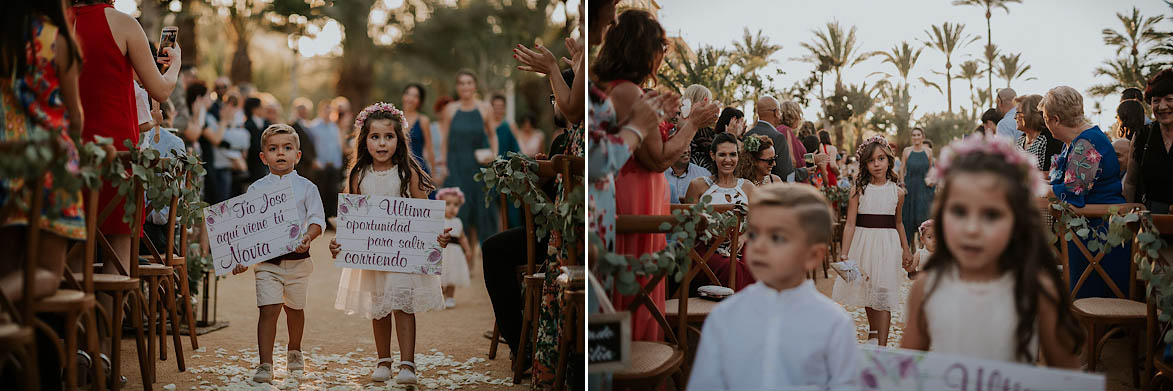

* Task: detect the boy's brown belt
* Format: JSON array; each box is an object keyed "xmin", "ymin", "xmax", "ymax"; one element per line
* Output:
[
  {"xmin": 265, "ymin": 251, "xmax": 311, "ymax": 264},
  {"xmin": 856, "ymin": 213, "xmax": 897, "ymax": 229}
]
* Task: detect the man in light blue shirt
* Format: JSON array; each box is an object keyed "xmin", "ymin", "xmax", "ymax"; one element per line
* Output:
[
  {"xmin": 665, "ymin": 145, "xmax": 711, "ymax": 204},
  {"xmin": 995, "ymin": 88, "xmax": 1022, "ymax": 141},
  {"xmin": 307, "ymin": 102, "xmax": 345, "ymax": 218}
]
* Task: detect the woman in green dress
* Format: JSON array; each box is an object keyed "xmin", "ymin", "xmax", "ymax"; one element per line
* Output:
[
  {"xmin": 438, "ymin": 69, "xmax": 499, "ymax": 246},
  {"xmin": 901, "ymin": 127, "xmax": 935, "ymax": 244}
]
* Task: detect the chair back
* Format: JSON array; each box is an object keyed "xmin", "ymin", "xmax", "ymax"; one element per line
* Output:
[
  {"xmin": 553, "ymin": 155, "xmax": 584, "ymax": 267},
  {"xmin": 92, "ymin": 150, "xmax": 145, "ymax": 279},
  {"xmin": 666, "ymin": 204, "xmax": 745, "ymax": 291},
  {"xmin": 523, "ymin": 158, "xmax": 558, "ymax": 275},
  {"xmin": 1141, "ymin": 214, "xmax": 1173, "ymax": 390},
  {"xmin": 1050, "ymin": 203, "xmax": 1145, "ymax": 300},
  {"xmin": 614, "ymin": 214, "xmax": 689, "ymax": 349},
  {"xmin": 141, "ymin": 159, "xmax": 187, "ymax": 266}
]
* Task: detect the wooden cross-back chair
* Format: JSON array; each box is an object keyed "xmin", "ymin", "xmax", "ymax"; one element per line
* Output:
[
  {"xmin": 1052, "ymin": 203, "xmax": 1146, "ymax": 385},
  {"xmin": 1, "ymin": 141, "xmax": 108, "ymax": 391},
  {"xmin": 0, "ymin": 155, "xmax": 43, "ymax": 390},
  {"xmin": 611, "ymin": 213, "xmax": 690, "ymax": 390},
  {"xmin": 1141, "ymin": 213, "xmax": 1173, "ymax": 391},
  {"xmin": 510, "ymin": 157, "xmax": 562, "ymax": 383},
  {"xmin": 550, "ymin": 154, "xmax": 584, "ymax": 390},
  {"xmin": 139, "ymin": 163, "xmax": 199, "ymax": 349}
]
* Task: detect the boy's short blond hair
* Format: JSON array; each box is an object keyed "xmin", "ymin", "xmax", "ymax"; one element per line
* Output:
[
  {"xmin": 749, "ymin": 183, "xmax": 833, "ymax": 244},
  {"xmin": 260, "ymin": 123, "xmax": 300, "ymax": 149}
]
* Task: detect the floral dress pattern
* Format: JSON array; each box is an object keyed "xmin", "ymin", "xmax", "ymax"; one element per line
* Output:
[{"xmin": 0, "ymin": 16, "xmax": 85, "ymax": 240}]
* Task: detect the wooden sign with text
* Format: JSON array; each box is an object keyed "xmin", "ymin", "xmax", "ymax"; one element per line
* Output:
[
  {"xmin": 204, "ymin": 177, "xmax": 303, "ymax": 275},
  {"xmin": 334, "ymin": 194, "xmax": 445, "ymax": 274},
  {"xmin": 857, "ymin": 345, "xmax": 1103, "ymax": 390},
  {"xmin": 587, "ymin": 312, "xmax": 630, "ymax": 373}
]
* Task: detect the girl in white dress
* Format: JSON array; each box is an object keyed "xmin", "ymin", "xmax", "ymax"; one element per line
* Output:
[
  {"xmin": 908, "ymin": 219, "xmax": 934, "ymax": 279},
  {"xmin": 329, "ymin": 103, "xmax": 451, "ymax": 385},
  {"xmin": 832, "ymin": 136, "xmax": 912, "ymax": 346},
  {"xmin": 435, "ymin": 187, "xmax": 472, "ymax": 308},
  {"xmin": 900, "ymin": 136, "xmax": 1081, "ymax": 367}
]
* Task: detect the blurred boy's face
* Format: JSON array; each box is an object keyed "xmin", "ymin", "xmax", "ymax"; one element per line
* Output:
[
  {"xmin": 744, "ymin": 205, "xmax": 825, "ymax": 290},
  {"xmin": 260, "ymin": 133, "xmax": 301, "ymax": 176}
]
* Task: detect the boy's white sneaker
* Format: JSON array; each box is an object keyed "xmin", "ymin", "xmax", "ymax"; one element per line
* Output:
[
  {"xmin": 288, "ymin": 350, "xmax": 304, "ymax": 371},
  {"xmin": 372, "ymin": 358, "xmax": 395, "ymax": 382},
  {"xmin": 252, "ymin": 363, "xmax": 273, "ymax": 383},
  {"xmin": 445, "ymin": 298, "xmax": 456, "ymax": 308},
  {"xmin": 395, "ymin": 361, "xmax": 418, "ymax": 385}
]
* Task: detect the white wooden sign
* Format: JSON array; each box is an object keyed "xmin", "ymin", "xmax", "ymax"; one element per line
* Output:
[
  {"xmin": 334, "ymin": 194, "xmax": 446, "ymax": 274},
  {"xmin": 203, "ymin": 177, "xmax": 303, "ymax": 275},
  {"xmin": 857, "ymin": 345, "xmax": 1104, "ymax": 390}
]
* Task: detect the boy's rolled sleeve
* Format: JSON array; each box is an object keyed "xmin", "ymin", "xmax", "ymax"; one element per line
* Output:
[{"xmin": 303, "ymin": 182, "xmax": 326, "ymax": 233}]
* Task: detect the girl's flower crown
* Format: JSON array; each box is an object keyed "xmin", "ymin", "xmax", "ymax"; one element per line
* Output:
[
  {"xmin": 354, "ymin": 102, "xmax": 408, "ymax": 132},
  {"xmin": 435, "ymin": 187, "xmax": 465, "ymax": 204},
  {"xmin": 930, "ymin": 135, "xmax": 1049, "ymax": 196},
  {"xmin": 918, "ymin": 219, "xmax": 933, "ymax": 235},
  {"xmin": 855, "ymin": 135, "xmax": 890, "ymax": 158},
  {"xmin": 743, "ymin": 135, "xmax": 763, "ymax": 153}
]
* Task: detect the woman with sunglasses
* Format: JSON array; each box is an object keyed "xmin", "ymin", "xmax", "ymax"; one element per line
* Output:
[{"xmin": 735, "ymin": 134, "xmax": 783, "ymax": 186}]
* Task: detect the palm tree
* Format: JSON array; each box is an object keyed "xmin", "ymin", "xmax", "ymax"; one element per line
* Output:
[
  {"xmin": 1102, "ymin": 7, "xmax": 1166, "ymax": 66},
  {"xmin": 957, "ymin": 59, "xmax": 982, "ymax": 114},
  {"xmin": 995, "ymin": 53, "xmax": 1036, "ymax": 88},
  {"xmin": 733, "ymin": 28, "xmax": 782, "ymax": 75},
  {"xmin": 1088, "ymin": 57, "xmax": 1150, "ymax": 97},
  {"xmin": 872, "ymin": 41, "xmax": 923, "ymax": 85},
  {"xmin": 798, "ymin": 20, "xmax": 873, "ymax": 91},
  {"xmin": 1094, "ymin": 7, "xmax": 1169, "ymax": 95},
  {"xmin": 921, "ymin": 22, "xmax": 978, "ymax": 114},
  {"xmin": 953, "ymin": 0, "xmax": 1022, "ymax": 102},
  {"xmin": 980, "ymin": 43, "xmax": 1001, "ymax": 104}
]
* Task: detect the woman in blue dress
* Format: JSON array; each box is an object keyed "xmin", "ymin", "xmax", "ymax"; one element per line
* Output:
[
  {"xmin": 901, "ymin": 127, "xmax": 935, "ymax": 244},
  {"xmin": 1042, "ymin": 86, "xmax": 1130, "ymax": 299},
  {"xmin": 401, "ymin": 83, "xmax": 433, "ymax": 175},
  {"xmin": 489, "ymin": 94, "xmax": 522, "ymax": 228},
  {"xmin": 439, "ymin": 70, "xmax": 499, "ymax": 246}
]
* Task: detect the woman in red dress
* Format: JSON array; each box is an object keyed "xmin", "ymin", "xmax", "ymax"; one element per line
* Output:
[
  {"xmin": 594, "ymin": 9, "xmax": 719, "ymax": 341},
  {"xmin": 73, "ymin": 0, "xmax": 180, "ymax": 274}
]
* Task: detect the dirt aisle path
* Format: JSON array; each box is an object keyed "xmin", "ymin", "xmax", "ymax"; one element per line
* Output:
[{"xmin": 120, "ymin": 230, "xmax": 526, "ymax": 390}]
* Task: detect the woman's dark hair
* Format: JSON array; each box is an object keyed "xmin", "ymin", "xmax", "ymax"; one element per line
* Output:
[
  {"xmin": 456, "ymin": 69, "xmax": 478, "ymax": 84},
  {"xmin": 519, "ymin": 114, "xmax": 536, "ymax": 127},
  {"xmin": 853, "ymin": 141, "xmax": 898, "ymax": 196},
  {"xmin": 1, "ymin": 0, "xmax": 83, "ymax": 77},
  {"xmin": 1117, "ymin": 100, "xmax": 1146, "ymax": 140},
  {"xmin": 974, "ymin": 124, "xmax": 985, "ymax": 135},
  {"xmin": 818, "ymin": 130, "xmax": 833, "ymax": 146},
  {"xmin": 920, "ymin": 150, "xmax": 1084, "ymax": 362},
  {"xmin": 710, "ymin": 132, "xmax": 738, "ymax": 153},
  {"xmin": 186, "ymin": 81, "xmax": 208, "ymax": 113},
  {"xmin": 588, "ymin": 0, "xmax": 618, "ymax": 32},
  {"xmin": 348, "ymin": 110, "xmax": 435, "ymax": 197},
  {"xmin": 1144, "ymin": 68, "xmax": 1173, "ymax": 105},
  {"xmin": 1121, "ymin": 87, "xmax": 1144, "ymax": 101},
  {"xmin": 735, "ymin": 134, "xmax": 774, "ymax": 181},
  {"xmin": 981, "ymin": 108, "xmax": 1001, "ymax": 124},
  {"xmin": 244, "ymin": 97, "xmax": 263, "ymax": 119},
  {"xmin": 801, "ymin": 134, "xmax": 819, "ymax": 157},
  {"xmin": 592, "ymin": 9, "xmax": 666, "ymax": 85},
  {"xmin": 714, "ymin": 107, "xmax": 744, "ymax": 133},
  {"xmin": 403, "ymin": 83, "xmax": 427, "ymax": 107}
]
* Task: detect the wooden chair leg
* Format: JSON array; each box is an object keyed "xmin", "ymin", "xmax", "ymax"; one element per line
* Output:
[
  {"xmin": 85, "ymin": 307, "xmax": 107, "ymax": 391},
  {"xmin": 553, "ymin": 297, "xmax": 576, "ymax": 390},
  {"xmin": 111, "ymin": 290, "xmax": 124, "ymax": 391},
  {"xmin": 176, "ymin": 264, "xmax": 198, "ymax": 349},
  {"xmin": 1087, "ymin": 321, "xmax": 1098, "ymax": 372},
  {"xmin": 165, "ymin": 276, "xmax": 186, "ymax": 371},
  {"xmin": 513, "ymin": 282, "xmax": 536, "ymax": 384},
  {"xmin": 146, "ymin": 277, "xmax": 158, "ymax": 381},
  {"xmin": 19, "ymin": 340, "xmax": 39, "ymax": 391},
  {"xmin": 488, "ymin": 322, "xmax": 500, "ymax": 359},
  {"xmin": 63, "ymin": 311, "xmax": 79, "ymax": 391},
  {"xmin": 130, "ymin": 289, "xmax": 151, "ymax": 389},
  {"xmin": 157, "ymin": 278, "xmax": 168, "ymax": 363}
]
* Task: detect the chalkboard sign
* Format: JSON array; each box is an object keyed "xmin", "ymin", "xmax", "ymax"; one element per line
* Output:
[{"xmin": 588, "ymin": 312, "xmax": 630, "ymax": 373}]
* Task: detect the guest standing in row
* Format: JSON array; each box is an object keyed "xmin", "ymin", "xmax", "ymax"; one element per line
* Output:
[
  {"xmin": 439, "ymin": 69, "xmax": 499, "ymax": 247},
  {"xmin": 402, "ymin": 83, "xmax": 434, "ymax": 174},
  {"xmin": 900, "ymin": 127, "xmax": 934, "ymax": 244}
]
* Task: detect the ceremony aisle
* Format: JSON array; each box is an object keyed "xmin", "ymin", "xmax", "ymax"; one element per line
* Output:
[{"xmin": 119, "ymin": 229, "xmax": 524, "ymax": 390}]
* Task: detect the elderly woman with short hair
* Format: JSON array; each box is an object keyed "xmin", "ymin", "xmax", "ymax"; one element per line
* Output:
[
  {"xmin": 1013, "ymin": 94, "xmax": 1064, "ymax": 172},
  {"xmin": 1042, "ymin": 86, "xmax": 1130, "ymax": 299},
  {"xmin": 775, "ymin": 100, "xmax": 809, "ymax": 178}
]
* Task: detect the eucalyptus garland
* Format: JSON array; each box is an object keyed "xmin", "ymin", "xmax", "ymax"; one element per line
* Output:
[
  {"xmin": 0, "ymin": 129, "xmax": 109, "ymax": 220},
  {"xmin": 1050, "ymin": 201, "xmax": 1172, "ymax": 341},
  {"xmin": 593, "ymin": 197, "xmax": 742, "ymax": 295},
  {"xmin": 475, "ymin": 152, "xmax": 585, "ymax": 248}
]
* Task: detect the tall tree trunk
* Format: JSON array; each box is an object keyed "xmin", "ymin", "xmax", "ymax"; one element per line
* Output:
[
  {"xmin": 946, "ymin": 61, "xmax": 953, "ymax": 114},
  {"xmin": 986, "ymin": 7, "xmax": 993, "ymax": 104},
  {"xmin": 330, "ymin": 1, "xmax": 377, "ymax": 108},
  {"xmin": 139, "ymin": 0, "xmax": 162, "ymax": 42},
  {"xmin": 229, "ymin": 18, "xmax": 252, "ymax": 84},
  {"xmin": 177, "ymin": 0, "xmax": 198, "ymax": 69}
]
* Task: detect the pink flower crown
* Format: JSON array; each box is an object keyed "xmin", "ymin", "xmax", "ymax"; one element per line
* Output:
[
  {"xmin": 435, "ymin": 187, "xmax": 465, "ymax": 204},
  {"xmin": 855, "ymin": 135, "xmax": 891, "ymax": 159},
  {"xmin": 918, "ymin": 219, "xmax": 933, "ymax": 235},
  {"xmin": 354, "ymin": 102, "xmax": 408, "ymax": 132},
  {"xmin": 930, "ymin": 135, "xmax": 1049, "ymax": 196}
]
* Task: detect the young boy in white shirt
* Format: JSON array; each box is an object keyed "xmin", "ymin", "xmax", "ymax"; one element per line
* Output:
[
  {"xmin": 688, "ymin": 183, "xmax": 860, "ymax": 390},
  {"xmin": 232, "ymin": 124, "xmax": 325, "ymax": 383}
]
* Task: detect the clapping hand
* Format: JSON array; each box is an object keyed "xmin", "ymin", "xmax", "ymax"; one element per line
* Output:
[
  {"xmin": 686, "ymin": 99, "xmax": 720, "ymax": 129},
  {"xmin": 562, "ymin": 37, "xmax": 584, "ymax": 75},
  {"xmin": 513, "ymin": 43, "xmax": 559, "ymax": 76},
  {"xmin": 727, "ymin": 116, "xmax": 746, "ymax": 138}
]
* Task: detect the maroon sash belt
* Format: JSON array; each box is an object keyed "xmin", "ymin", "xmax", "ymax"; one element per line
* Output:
[{"xmin": 856, "ymin": 213, "xmax": 897, "ymax": 229}]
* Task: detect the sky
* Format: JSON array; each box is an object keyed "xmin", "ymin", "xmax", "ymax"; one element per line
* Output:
[{"xmin": 656, "ymin": 0, "xmax": 1172, "ymax": 130}]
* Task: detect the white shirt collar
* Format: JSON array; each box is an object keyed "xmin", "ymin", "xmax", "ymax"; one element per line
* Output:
[{"xmin": 265, "ymin": 170, "xmax": 301, "ymax": 181}]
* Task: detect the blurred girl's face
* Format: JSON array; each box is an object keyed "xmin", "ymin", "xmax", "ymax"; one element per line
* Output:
[
  {"xmin": 402, "ymin": 87, "xmax": 421, "ymax": 111},
  {"xmin": 366, "ymin": 119, "xmax": 398, "ymax": 166},
  {"xmin": 941, "ymin": 172, "xmax": 1014, "ymax": 276},
  {"xmin": 456, "ymin": 75, "xmax": 477, "ymax": 100},
  {"xmin": 711, "ymin": 142, "xmax": 738, "ymax": 177},
  {"xmin": 442, "ymin": 194, "xmax": 461, "ymax": 218},
  {"xmin": 755, "ymin": 146, "xmax": 777, "ymax": 177}
]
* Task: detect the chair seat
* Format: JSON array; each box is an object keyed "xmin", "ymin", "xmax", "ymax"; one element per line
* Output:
[
  {"xmin": 0, "ymin": 323, "xmax": 34, "ymax": 345},
  {"xmin": 1072, "ymin": 297, "xmax": 1146, "ymax": 319},
  {"xmin": 613, "ymin": 341, "xmax": 683, "ymax": 379},
  {"xmin": 34, "ymin": 289, "xmax": 94, "ymax": 312},
  {"xmin": 138, "ymin": 264, "xmax": 173, "ymax": 276},
  {"xmin": 167, "ymin": 256, "xmax": 185, "ymax": 266},
  {"xmin": 73, "ymin": 273, "xmax": 139, "ymax": 291},
  {"xmin": 664, "ymin": 297, "xmax": 718, "ymax": 323}
]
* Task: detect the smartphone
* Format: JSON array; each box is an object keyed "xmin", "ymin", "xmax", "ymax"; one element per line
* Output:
[
  {"xmin": 157, "ymin": 26, "xmax": 178, "ymax": 72},
  {"xmin": 804, "ymin": 153, "xmax": 815, "ymax": 164}
]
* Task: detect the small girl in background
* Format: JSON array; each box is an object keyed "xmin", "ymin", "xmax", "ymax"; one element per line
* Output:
[
  {"xmin": 907, "ymin": 219, "xmax": 934, "ymax": 279},
  {"xmin": 330, "ymin": 102, "xmax": 451, "ymax": 385},
  {"xmin": 435, "ymin": 187, "xmax": 473, "ymax": 308},
  {"xmin": 900, "ymin": 136, "xmax": 1082, "ymax": 367},
  {"xmin": 832, "ymin": 136, "xmax": 913, "ymax": 347}
]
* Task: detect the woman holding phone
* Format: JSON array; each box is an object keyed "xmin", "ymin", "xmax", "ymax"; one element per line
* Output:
[{"xmin": 73, "ymin": 0, "xmax": 181, "ymax": 367}]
